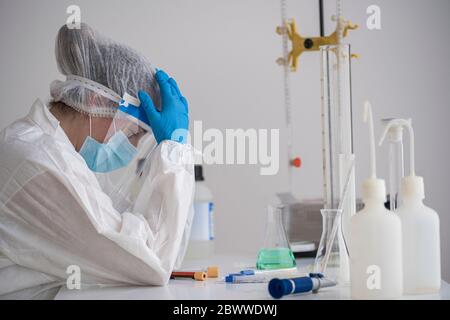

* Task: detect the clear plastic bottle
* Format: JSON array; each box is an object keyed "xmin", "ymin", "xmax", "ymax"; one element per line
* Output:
[
  {"xmin": 380, "ymin": 120, "xmax": 441, "ymax": 294},
  {"xmin": 185, "ymin": 165, "xmax": 214, "ymax": 260},
  {"xmin": 350, "ymin": 102, "xmax": 403, "ymax": 299},
  {"xmin": 397, "ymin": 178, "xmax": 440, "ymax": 294}
]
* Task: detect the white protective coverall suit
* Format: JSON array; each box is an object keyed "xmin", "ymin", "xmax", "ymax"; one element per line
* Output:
[{"xmin": 0, "ymin": 99, "xmax": 195, "ymax": 299}]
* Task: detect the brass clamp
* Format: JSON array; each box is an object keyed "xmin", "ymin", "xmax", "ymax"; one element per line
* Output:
[{"xmin": 276, "ymin": 18, "xmax": 358, "ymax": 71}]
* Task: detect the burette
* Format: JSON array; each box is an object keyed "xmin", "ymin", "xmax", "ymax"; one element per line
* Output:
[
  {"xmin": 277, "ymin": 0, "xmax": 357, "ymax": 201},
  {"xmin": 279, "ymin": 0, "xmax": 295, "ymax": 192},
  {"xmin": 321, "ymin": 0, "xmax": 356, "ymax": 209}
]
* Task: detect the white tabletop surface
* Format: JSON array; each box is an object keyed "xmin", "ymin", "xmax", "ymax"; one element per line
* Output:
[{"xmin": 55, "ymin": 254, "xmax": 450, "ymax": 300}]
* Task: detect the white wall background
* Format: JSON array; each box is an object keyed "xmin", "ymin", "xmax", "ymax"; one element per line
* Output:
[{"xmin": 0, "ymin": 0, "xmax": 449, "ymax": 281}]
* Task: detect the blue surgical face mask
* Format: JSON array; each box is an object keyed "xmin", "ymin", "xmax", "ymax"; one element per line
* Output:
[{"xmin": 79, "ymin": 130, "xmax": 138, "ymax": 173}]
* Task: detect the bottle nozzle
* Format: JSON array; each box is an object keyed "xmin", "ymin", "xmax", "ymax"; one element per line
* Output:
[
  {"xmin": 364, "ymin": 101, "xmax": 377, "ymax": 179},
  {"xmin": 378, "ymin": 118, "xmax": 415, "ymax": 177},
  {"xmin": 362, "ymin": 101, "xmax": 387, "ymax": 202}
]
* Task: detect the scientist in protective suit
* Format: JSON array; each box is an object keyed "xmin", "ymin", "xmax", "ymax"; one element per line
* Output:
[{"xmin": 0, "ymin": 23, "xmax": 194, "ymax": 299}]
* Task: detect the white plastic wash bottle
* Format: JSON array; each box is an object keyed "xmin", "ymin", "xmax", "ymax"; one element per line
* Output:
[
  {"xmin": 380, "ymin": 119, "xmax": 441, "ymax": 294},
  {"xmin": 350, "ymin": 101, "xmax": 403, "ymax": 299},
  {"xmin": 185, "ymin": 165, "xmax": 215, "ymax": 260}
]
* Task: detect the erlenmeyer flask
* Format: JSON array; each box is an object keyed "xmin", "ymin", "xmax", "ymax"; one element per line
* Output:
[
  {"xmin": 256, "ymin": 205, "xmax": 296, "ymax": 270},
  {"xmin": 313, "ymin": 209, "xmax": 349, "ymax": 283}
]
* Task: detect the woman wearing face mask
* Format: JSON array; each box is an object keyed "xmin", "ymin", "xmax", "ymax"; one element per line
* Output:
[{"xmin": 0, "ymin": 23, "xmax": 194, "ymax": 299}]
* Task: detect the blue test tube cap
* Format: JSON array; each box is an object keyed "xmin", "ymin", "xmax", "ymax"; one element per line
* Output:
[{"xmin": 225, "ymin": 274, "xmax": 242, "ymax": 283}]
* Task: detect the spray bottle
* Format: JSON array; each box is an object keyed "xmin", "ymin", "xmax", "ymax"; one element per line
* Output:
[
  {"xmin": 379, "ymin": 119, "xmax": 441, "ymax": 294},
  {"xmin": 349, "ymin": 101, "xmax": 403, "ymax": 299}
]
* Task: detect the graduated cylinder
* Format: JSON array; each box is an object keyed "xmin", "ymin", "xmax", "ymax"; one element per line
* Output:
[{"xmin": 320, "ymin": 44, "xmax": 356, "ymax": 284}]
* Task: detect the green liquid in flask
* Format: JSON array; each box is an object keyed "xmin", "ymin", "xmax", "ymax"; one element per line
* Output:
[{"xmin": 256, "ymin": 248, "xmax": 296, "ymax": 270}]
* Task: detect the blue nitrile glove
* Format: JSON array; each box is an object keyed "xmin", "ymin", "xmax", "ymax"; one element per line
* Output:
[{"xmin": 138, "ymin": 70, "xmax": 189, "ymax": 144}]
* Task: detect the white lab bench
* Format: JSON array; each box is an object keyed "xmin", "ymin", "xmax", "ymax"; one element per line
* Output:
[{"xmin": 55, "ymin": 255, "xmax": 450, "ymax": 300}]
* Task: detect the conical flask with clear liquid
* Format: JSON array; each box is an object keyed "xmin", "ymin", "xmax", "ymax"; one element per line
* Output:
[{"xmin": 256, "ymin": 205, "xmax": 296, "ymax": 270}]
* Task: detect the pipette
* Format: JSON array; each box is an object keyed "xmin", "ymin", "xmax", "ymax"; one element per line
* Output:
[{"xmin": 225, "ymin": 267, "xmax": 299, "ymax": 283}]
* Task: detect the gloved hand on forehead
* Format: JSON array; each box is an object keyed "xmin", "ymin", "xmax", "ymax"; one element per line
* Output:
[{"xmin": 138, "ymin": 70, "xmax": 189, "ymax": 144}]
